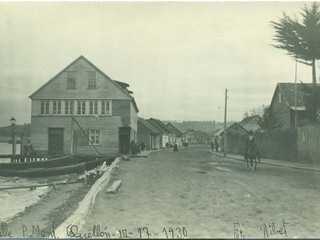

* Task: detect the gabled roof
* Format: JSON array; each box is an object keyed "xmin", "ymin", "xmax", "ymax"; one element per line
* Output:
[
  {"xmin": 29, "ymin": 55, "xmax": 139, "ymax": 112},
  {"xmin": 216, "ymin": 123, "xmax": 248, "ymax": 136},
  {"xmin": 214, "ymin": 128, "xmax": 224, "ymax": 136},
  {"xmin": 183, "ymin": 129, "xmax": 194, "ymax": 135},
  {"xmin": 270, "ymin": 83, "xmax": 317, "ymax": 110},
  {"xmin": 148, "ymin": 118, "xmax": 171, "ymax": 134},
  {"xmin": 138, "ymin": 117, "xmax": 161, "ymax": 135},
  {"xmin": 166, "ymin": 123, "xmax": 183, "ymax": 137},
  {"xmin": 238, "ymin": 115, "xmax": 262, "ymax": 133}
]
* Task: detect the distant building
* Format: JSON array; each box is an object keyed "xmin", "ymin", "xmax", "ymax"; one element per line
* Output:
[
  {"xmin": 137, "ymin": 117, "xmax": 161, "ymax": 150},
  {"xmin": 148, "ymin": 118, "xmax": 171, "ymax": 148},
  {"xmin": 238, "ymin": 115, "xmax": 262, "ymax": 133},
  {"xmin": 270, "ymin": 83, "xmax": 311, "ymax": 129},
  {"xmin": 183, "ymin": 129, "xmax": 195, "ymax": 144},
  {"xmin": 166, "ymin": 123, "xmax": 183, "ymax": 146},
  {"xmin": 29, "ymin": 56, "xmax": 139, "ymax": 155}
]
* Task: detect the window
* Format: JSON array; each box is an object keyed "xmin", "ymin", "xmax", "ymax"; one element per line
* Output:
[
  {"xmin": 40, "ymin": 101, "xmax": 49, "ymax": 115},
  {"xmin": 101, "ymin": 100, "xmax": 112, "ymax": 115},
  {"xmin": 77, "ymin": 101, "xmax": 86, "ymax": 115},
  {"xmin": 65, "ymin": 101, "xmax": 74, "ymax": 115},
  {"xmin": 89, "ymin": 101, "xmax": 98, "ymax": 115},
  {"xmin": 88, "ymin": 71, "xmax": 96, "ymax": 89},
  {"xmin": 52, "ymin": 101, "xmax": 61, "ymax": 115},
  {"xmin": 278, "ymin": 93, "xmax": 282, "ymax": 103},
  {"xmin": 67, "ymin": 71, "xmax": 77, "ymax": 89},
  {"xmin": 89, "ymin": 129, "xmax": 100, "ymax": 145}
]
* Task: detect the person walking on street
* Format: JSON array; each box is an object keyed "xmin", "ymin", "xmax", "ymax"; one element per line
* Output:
[
  {"xmin": 210, "ymin": 140, "xmax": 214, "ymax": 152},
  {"xmin": 214, "ymin": 136, "xmax": 219, "ymax": 152},
  {"xmin": 130, "ymin": 140, "xmax": 135, "ymax": 155}
]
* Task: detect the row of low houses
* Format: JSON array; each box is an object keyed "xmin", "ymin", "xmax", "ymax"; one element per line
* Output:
[
  {"xmin": 213, "ymin": 82, "xmax": 320, "ymax": 163},
  {"xmin": 27, "ymin": 55, "xmax": 184, "ymax": 156},
  {"xmin": 215, "ymin": 82, "xmax": 316, "ymax": 139},
  {"xmin": 137, "ymin": 118, "xmax": 183, "ymax": 150}
]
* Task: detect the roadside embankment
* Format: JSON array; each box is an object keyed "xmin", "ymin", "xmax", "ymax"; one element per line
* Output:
[{"xmin": 4, "ymin": 157, "xmax": 120, "ymax": 238}]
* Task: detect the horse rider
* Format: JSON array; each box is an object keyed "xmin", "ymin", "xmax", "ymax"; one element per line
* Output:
[{"xmin": 244, "ymin": 130, "xmax": 260, "ymax": 162}]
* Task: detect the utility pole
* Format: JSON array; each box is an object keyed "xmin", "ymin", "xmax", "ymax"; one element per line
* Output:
[
  {"xmin": 294, "ymin": 58, "xmax": 298, "ymax": 128},
  {"xmin": 224, "ymin": 89, "xmax": 228, "ymax": 157}
]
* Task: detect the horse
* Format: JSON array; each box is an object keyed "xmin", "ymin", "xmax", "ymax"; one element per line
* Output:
[{"xmin": 246, "ymin": 142, "xmax": 259, "ymax": 170}]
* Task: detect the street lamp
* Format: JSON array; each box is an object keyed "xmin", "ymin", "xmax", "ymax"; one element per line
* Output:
[{"xmin": 10, "ymin": 117, "xmax": 16, "ymax": 157}]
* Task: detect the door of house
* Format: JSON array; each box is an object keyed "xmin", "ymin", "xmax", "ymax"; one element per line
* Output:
[
  {"xmin": 119, "ymin": 127, "xmax": 130, "ymax": 154},
  {"xmin": 48, "ymin": 128, "xmax": 64, "ymax": 155}
]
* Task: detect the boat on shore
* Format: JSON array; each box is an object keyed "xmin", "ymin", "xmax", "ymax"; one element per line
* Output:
[{"xmin": 0, "ymin": 155, "xmax": 116, "ymax": 178}]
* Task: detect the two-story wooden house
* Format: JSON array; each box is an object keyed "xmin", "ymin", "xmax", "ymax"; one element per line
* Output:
[{"xmin": 29, "ymin": 56, "xmax": 139, "ymax": 155}]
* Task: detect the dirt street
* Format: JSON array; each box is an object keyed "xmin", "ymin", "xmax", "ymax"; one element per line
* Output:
[{"xmin": 81, "ymin": 145, "xmax": 320, "ymax": 238}]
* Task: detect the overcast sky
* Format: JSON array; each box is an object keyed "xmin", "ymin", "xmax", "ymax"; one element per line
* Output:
[{"xmin": 0, "ymin": 2, "xmax": 316, "ymax": 127}]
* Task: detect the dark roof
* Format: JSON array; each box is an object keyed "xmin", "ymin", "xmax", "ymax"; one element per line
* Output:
[
  {"xmin": 238, "ymin": 115, "xmax": 262, "ymax": 133},
  {"xmin": 216, "ymin": 123, "xmax": 248, "ymax": 136},
  {"xmin": 276, "ymin": 82, "xmax": 315, "ymax": 108},
  {"xmin": 166, "ymin": 123, "xmax": 183, "ymax": 137},
  {"xmin": 183, "ymin": 129, "xmax": 194, "ymax": 134},
  {"xmin": 138, "ymin": 118, "xmax": 161, "ymax": 134},
  {"xmin": 148, "ymin": 118, "xmax": 171, "ymax": 134},
  {"xmin": 29, "ymin": 55, "xmax": 139, "ymax": 113}
]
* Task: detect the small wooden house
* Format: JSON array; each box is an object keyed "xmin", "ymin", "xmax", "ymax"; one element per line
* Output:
[
  {"xmin": 29, "ymin": 56, "xmax": 139, "ymax": 155},
  {"xmin": 137, "ymin": 117, "xmax": 161, "ymax": 150},
  {"xmin": 238, "ymin": 115, "xmax": 262, "ymax": 133},
  {"xmin": 183, "ymin": 129, "xmax": 195, "ymax": 144},
  {"xmin": 270, "ymin": 83, "xmax": 311, "ymax": 129},
  {"xmin": 166, "ymin": 123, "xmax": 183, "ymax": 146},
  {"xmin": 148, "ymin": 118, "xmax": 170, "ymax": 148}
]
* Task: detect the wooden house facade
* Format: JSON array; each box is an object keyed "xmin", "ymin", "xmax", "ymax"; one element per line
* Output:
[
  {"xmin": 148, "ymin": 118, "xmax": 170, "ymax": 148},
  {"xmin": 137, "ymin": 117, "xmax": 161, "ymax": 150},
  {"xmin": 29, "ymin": 56, "xmax": 139, "ymax": 155},
  {"xmin": 166, "ymin": 123, "xmax": 183, "ymax": 146},
  {"xmin": 270, "ymin": 83, "xmax": 310, "ymax": 129}
]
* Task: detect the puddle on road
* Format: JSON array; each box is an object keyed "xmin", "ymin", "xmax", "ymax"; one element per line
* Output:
[
  {"xmin": 208, "ymin": 162, "xmax": 231, "ymax": 166},
  {"xmin": 216, "ymin": 166, "xmax": 232, "ymax": 172}
]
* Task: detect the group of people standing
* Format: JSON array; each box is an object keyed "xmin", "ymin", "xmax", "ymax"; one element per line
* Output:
[
  {"xmin": 210, "ymin": 136, "xmax": 220, "ymax": 152},
  {"xmin": 130, "ymin": 140, "xmax": 145, "ymax": 155}
]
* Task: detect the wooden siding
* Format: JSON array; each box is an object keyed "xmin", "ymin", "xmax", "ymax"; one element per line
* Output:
[
  {"xmin": 226, "ymin": 130, "xmax": 298, "ymax": 162},
  {"xmin": 112, "ymin": 100, "xmax": 130, "ymax": 126},
  {"xmin": 130, "ymin": 101, "xmax": 138, "ymax": 132},
  {"xmin": 270, "ymin": 87, "xmax": 291, "ymax": 129},
  {"xmin": 30, "ymin": 58, "xmax": 131, "ymax": 100},
  {"xmin": 152, "ymin": 135, "xmax": 161, "ymax": 149},
  {"xmin": 30, "ymin": 116, "xmax": 123, "ymax": 155},
  {"xmin": 297, "ymin": 125, "xmax": 320, "ymax": 163},
  {"xmin": 137, "ymin": 121, "xmax": 152, "ymax": 150},
  {"xmin": 162, "ymin": 135, "xmax": 169, "ymax": 148}
]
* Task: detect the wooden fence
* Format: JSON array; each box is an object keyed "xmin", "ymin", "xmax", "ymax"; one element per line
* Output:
[
  {"xmin": 226, "ymin": 130, "xmax": 298, "ymax": 162},
  {"xmin": 297, "ymin": 125, "xmax": 320, "ymax": 164}
]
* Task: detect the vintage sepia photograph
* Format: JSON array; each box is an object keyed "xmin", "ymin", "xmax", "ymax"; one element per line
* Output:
[{"xmin": 0, "ymin": 1, "xmax": 320, "ymax": 238}]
